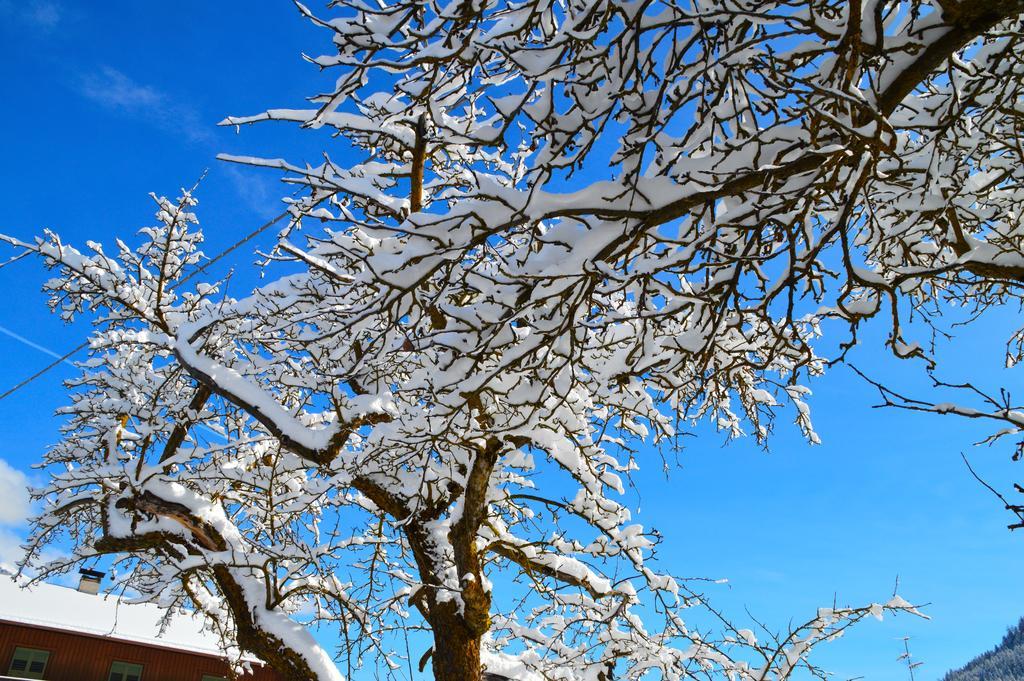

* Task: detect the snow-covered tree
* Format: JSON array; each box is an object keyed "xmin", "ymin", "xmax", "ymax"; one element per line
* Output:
[
  {"xmin": 5, "ymin": 195, "xmax": 919, "ymax": 681},
  {"xmin": 7, "ymin": 0, "xmax": 1023, "ymax": 679}
]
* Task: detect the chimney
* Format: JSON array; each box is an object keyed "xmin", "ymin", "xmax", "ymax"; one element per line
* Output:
[{"xmin": 77, "ymin": 568, "xmax": 105, "ymax": 594}]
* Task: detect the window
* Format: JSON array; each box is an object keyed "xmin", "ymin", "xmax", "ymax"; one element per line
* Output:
[
  {"xmin": 8, "ymin": 647, "xmax": 50, "ymax": 680},
  {"xmin": 107, "ymin": 661, "xmax": 143, "ymax": 681}
]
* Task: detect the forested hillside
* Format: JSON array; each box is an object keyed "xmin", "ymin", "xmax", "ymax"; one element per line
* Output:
[{"xmin": 944, "ymin": 619, "xmax": 1024, "ymax": 681}]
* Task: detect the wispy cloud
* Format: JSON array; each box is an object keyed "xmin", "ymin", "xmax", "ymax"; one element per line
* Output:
[
  {"xmin": 77, "ymin": 66, "xmax": 214, "ymax": 144},
  {"xmin": 0, "ymin": 324, "xmax": 78, "ymax": 368},
  {"xmin": 79, "ymin": 67, "xmax": 163, "ymax": 111},
  {"xmin": 222, "ymin": 164, "xmax": 283, "ymax": 220},
  {"xmin": 74, "ymin": 67, "xmax": 282, "ymax": 216},
  {"xmin": 24, "ymin": 0, "xmax": 59, "ymax": 28},
  {"xmin": 0, "ymin": 0, "xmax": 61, "ymax": 32}
]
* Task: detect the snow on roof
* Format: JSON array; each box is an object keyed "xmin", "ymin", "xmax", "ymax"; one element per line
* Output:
[{"xmin": 0, "ymin": 575, "xmax": 242, "ymax": 660}]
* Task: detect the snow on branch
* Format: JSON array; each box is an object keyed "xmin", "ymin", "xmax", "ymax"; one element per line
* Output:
[{"xmin": 9, "ymin": 1, "xmax": 1024, "ymax": 680}]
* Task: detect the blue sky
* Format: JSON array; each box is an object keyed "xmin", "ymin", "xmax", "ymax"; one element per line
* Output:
[{"xmin": 0, "ymin": 2, "xmax": 1022, "ymax": 680}]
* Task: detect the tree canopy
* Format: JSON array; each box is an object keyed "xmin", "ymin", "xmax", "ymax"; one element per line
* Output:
[{"xmin": 5, "ymin": 1, "xmax": 1024, "ymax": 680}]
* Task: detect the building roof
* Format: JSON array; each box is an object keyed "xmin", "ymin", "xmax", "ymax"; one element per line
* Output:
[{"xmin": 0, "ymin": 575, "xmax": 236, "ymax": 660}]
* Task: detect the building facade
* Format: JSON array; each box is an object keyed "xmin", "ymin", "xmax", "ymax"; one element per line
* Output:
[{"xmin": 0, "ymin": 573, "xmax": 280, "ymax": 681}]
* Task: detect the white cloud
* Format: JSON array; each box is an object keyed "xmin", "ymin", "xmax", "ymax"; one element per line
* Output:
[
  {"xmin": 0, "ymin": 459, "xmax": 30, "ymax": 526},
  {"xmin": 79, "ymin": 67, "xmax": 164, "ymax": 111},
  {"xmin": 222, "ymin": 164, "xmax": 283, "ymax": 219},
  {"xmin": 74, "ymin": 68, "xmax": 287, "ymax": 219},
  {"xmin": 0, "ymin": 459, "xmax": 30, "ymax": 569},
  {"xmin": 0, "ymin": 0, "xmax": 61, "ymax": 31},
  {"xmin": 0, "ymin": 527, "xmax": 25, "ymax": 567},
  {"xmin": 25, "ymin": 1, "xmax": 59, "ymax": 28},
  {"xmin": 77, "ymin": 67, "xmax": 214, "ymax": 144},
  {"xmin": 77, "ymin": 69, "xmax": 284, "ymax": 216}
]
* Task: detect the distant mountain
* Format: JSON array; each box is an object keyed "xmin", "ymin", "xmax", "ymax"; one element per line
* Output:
[{"xmin": 943, "ymin": 618, "xmax": 1024, "ymax": 681}]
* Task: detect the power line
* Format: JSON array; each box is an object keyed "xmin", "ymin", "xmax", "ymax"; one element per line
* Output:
[
  {"xmin": 180, "ymin": 208, "xmax": 291, "ymax": 286},
  {"xmin": 0, "ymin": 208, "xmax": 293, "ymax": 403},
  {"xmin": 0, "ymin": 340, "xmax": 90, "ymax": 402}
]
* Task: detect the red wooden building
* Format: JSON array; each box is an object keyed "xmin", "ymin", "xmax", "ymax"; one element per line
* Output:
[{"xmin": 0, "ymin": 571, "xmax": 280, "ymax": 681}]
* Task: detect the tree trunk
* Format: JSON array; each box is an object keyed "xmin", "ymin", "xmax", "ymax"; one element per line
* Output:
[{"xmin": 431, "ymin": 624, "xmax": 482, "ymax": 681}]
